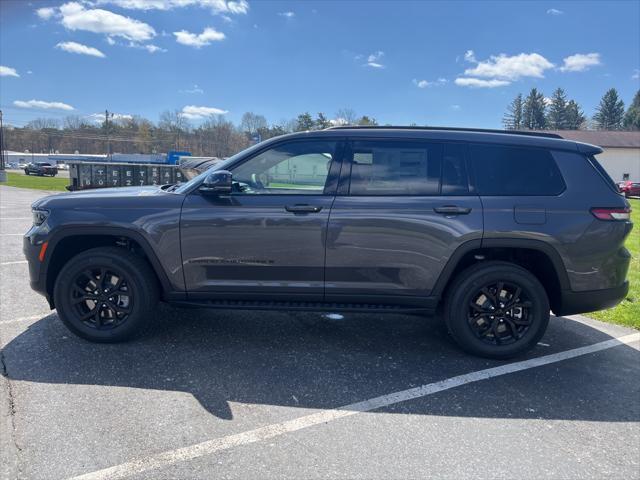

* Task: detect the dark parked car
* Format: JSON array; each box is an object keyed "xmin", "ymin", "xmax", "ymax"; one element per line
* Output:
[
  {"xmin": 24, "ymin": 127, "xmax": 632, "ymax": 358},
  {"xmin": 25, "ymin": 162, "xmax": 58, "ymax": 176}
]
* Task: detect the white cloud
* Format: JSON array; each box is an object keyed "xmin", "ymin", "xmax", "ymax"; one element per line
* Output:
[
  {"xmin": 559, "ymin": 53, "xmax": 601, "ymax": 72},
  {"xmin": 143, "ymin": 44, "xmax": 165, "ymax": 53},
  {"xmin": 128, "ymin": 42, "xmax": 167, "ymax": 53},
  {"xmin": 106, "ymin": 36, "xmax": 116, "ymax": 45},
  {"xmin": 180, "ymin": 84, "xmax": 205, "ymax": 94},
  {"xmin": 546, "ymin": 8, "xmax": 563, "ymax": 15},
  {"xmin": 543, "ymin": 96, "xmax": 553, "ymax": 106},
  {"xmin": 87, "ymin": 112, "xmax": 133, "ymax": 123},
  {"xmin": 278, "ymin": 11, "xmax": 295, "ymax": 18},
  {"xmin": 56, "ymin": 41, "xmax": 106, "ymax": 58},
  {"xmin": 451, "ymin": 104, "xmax": 461, "ymax": 110},
  {"xmin": 181, "ymin": 105, "xmax": 228, "ymax": 119},
  {"xmin": 463, "ymin": 52, "xmax": 554, "ymax": 80},
  {"xmin": 454, "ymin": 77, "xmax": 511, "ymax": 88},
  {"xmin": 174, "ymin": 27, "xmax": 225, "ymax": 47},
  {"xmin": 364, "ymin": 51, "xmax": 385, "ymax": 68},
  {"xmin": 36, "ymin": 7, "xmax": 56, "ymax": 20},
  {"xmin": 97, "ymin": 0, "xmax": 249, "ymax": 15},
  {"xmin": 59, "ymin": 2, "xmax": 156, "ymax": 42},
  {"xmin": 0, "ymin": 66, "xmax": 20, "ymax": 77},
  {"xmin": 463, "ymin": 49, "xmax": 476, "ymax": 62},
  {"xmin": 413, "ymin": 78, "xmax": 447, "ymax": 88},
  {"xmin": 13, "ymin": 99, "xmax": 75, "ymax": 111},
  {"xmin": 633, "ymin": 69, "xmax": 640, "ymax": 80}
]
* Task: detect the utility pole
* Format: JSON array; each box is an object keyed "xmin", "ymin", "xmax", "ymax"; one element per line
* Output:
[
  {"xmin": 105, "ymin": 109, "xmax": 114, "ymax": 162},
  {"xmin": 0, "ymin": 110, "xmax": 6, "ymax": 182}
]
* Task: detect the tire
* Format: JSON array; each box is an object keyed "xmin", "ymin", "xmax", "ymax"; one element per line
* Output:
[
  {"xmin": 443, "ymin": 261, "xmax": 550, "ymax": 359},
  {"xmin": 53, "ymin": 247, "xmax": 160, "ymax": 342}
]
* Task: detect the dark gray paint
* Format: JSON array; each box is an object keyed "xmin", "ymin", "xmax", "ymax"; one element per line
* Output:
[{"xmin": 24, "ymin": 128, "xmax": 632, "ymax": 315}]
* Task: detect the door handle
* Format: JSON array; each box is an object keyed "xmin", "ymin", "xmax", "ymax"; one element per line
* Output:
[
  {"xmin": 434, "ymin": 205, "xmax": 472, "ymax": 215},
  {"xmin": 285, "ymin": 204, "xmax": 323, "ymax": 214}
]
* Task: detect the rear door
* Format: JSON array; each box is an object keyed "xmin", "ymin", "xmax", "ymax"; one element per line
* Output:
[{"xmin": 324, "ymin": 138, "xmax": 483, "ymax": 305}]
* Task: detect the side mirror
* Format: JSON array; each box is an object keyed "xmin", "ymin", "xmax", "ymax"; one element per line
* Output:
[{"xmin": 200, "ymin": 170, "xmax": 232, "ymax": 195}]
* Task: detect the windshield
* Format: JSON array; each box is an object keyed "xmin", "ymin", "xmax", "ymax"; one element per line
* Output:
[{"xmin": 173, "ymin": 141, "xmax": 270, "ymax": 194}]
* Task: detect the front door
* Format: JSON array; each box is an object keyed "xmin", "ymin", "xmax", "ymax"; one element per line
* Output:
[{"xmin": 180, "ymin": 139, "xmax": 342, "ymax": 301}]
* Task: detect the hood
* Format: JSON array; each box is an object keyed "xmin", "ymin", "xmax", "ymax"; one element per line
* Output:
[{"xmin": 32, "ymin": 185, "xmax": 170, "ymax": 210}]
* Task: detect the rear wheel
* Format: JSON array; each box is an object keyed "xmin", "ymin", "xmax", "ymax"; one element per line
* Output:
[
  {"xmin": 444, "ymin": 261, "xmax": 549, "ymax": 359},
  {"xmin": 53, "ymin": 247, "xmax": 159, "ymax": 342}
]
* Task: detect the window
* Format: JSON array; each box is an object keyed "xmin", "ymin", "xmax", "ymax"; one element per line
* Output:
[
  {"xmin": 348, "ymin": 141, "xmax": 441, "ymax": 195},
  {"xmin": 230, "ymin": 141, "xmax": 337, "ymax": 194},
  {"xmin": 441, "ymin": 143, "xmax": 469, "ymax": 195},
  {"xmin": 471, "ymin": 144, "xmax": 565, "ymax": 196}
]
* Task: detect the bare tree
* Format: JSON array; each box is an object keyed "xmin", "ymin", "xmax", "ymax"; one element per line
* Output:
[
  {"xmin": 240, "ymin": 112, "xmax": 268, "ymax": 134},
  {"xmin": 335, "ymin": 108, "xmax": 358, "ymax": 125}
]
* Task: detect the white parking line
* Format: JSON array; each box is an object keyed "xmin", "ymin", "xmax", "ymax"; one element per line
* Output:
[
  {"xmin": 68, "ymin": 332, "xmax": 640, "ymax": 480},
  {"xmin": 0, "ymin": 260, "xmax": 27, "ymax": 266},
  {"xmin": 0, "ymin": 313, "xmax": 53, "ymax": 325}
]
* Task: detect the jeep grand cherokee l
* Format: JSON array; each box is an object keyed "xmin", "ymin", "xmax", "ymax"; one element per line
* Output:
[{"xmin": 24, "ymin": 127, "xmax": 632, "ymax": 358}]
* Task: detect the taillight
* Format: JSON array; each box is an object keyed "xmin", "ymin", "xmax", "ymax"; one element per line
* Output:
[{"xmin": 590, "ymin": 207, "xmax": 631, "ymax": 221}]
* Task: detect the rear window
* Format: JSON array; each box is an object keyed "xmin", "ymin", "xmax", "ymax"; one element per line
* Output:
[
  {"xmin": 471, "ymin": 144, "xmax": 565, "ymax": 196},
  {"xmin": 588, "ymin": 155, "xmax": 620, "ymax": 194},
  {"xmin": 348, "ymin": 140, "xmax": 441, "ymax": 195}
]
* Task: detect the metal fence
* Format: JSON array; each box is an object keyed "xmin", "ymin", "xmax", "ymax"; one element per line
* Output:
[{"xmin": 68, "ymin": 162, "xmax": 186, "ymax": 190}]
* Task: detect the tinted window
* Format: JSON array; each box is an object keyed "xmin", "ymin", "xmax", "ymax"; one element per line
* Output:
[
  {"xmin": 441, "ymin": 143, "xmax": 469, "ymax": 195},
  {"xmin": 231, "ymin": 141, "xmax": 336, "ymax": 195},
  {"xmin": 348, "ymin": 140, "xmax": 441, "ymax": 195},
  {"xmin": 471, "ymin": 144, "xmax": 565, "ymax": 196}
]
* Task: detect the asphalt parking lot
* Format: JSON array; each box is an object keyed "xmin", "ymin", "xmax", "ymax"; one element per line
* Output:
[{"xmin": 1, "ymin": 184, "xmax": 639, "ymax": 480}]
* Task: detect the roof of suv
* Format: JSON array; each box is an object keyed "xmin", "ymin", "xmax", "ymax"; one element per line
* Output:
[{"xmin": 278, "ymin": 126, "xmax": 602, "ymax": 154}]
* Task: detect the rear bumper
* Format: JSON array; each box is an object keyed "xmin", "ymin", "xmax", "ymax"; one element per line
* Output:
[{"xmin": 555, "ymin": 282, "xmax": 629, "ymax": 316}]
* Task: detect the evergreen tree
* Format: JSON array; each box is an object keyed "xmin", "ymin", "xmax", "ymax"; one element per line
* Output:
[
  {"xmin": 593, "ymin": 88, "xmax": 625, "ymax": 130},
  {"xmin": 315, "ymin": 112, "xmax": 331, "ymax": 129},
  {"xmin": 357, "ymin": 115, "xmax": 378, "ymax": 126},
  {"xmin": 547, "ymin": 88, "xmax": 568, "ymax": 129},
  {"xmin": 523, "ymin": 88, "xmax": 547, "ymax": 130},
  {"xmin": 502, "ymin": 93, "xmax": 523, "ymax": 130},
  {"xmin": 623, "ymin": 90, "xmax": 640, "ymax": 130},
  {"xmin": 294, "ymin": 112, "xmax": 315, "ymax": 131},
  {"xmin": 565, "ymin": 100, "xmax": 586, "ymax": 130}
]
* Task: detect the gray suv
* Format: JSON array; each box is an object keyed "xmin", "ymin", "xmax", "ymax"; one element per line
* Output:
[{"xmin": 24, "ymin": 127, "xmax": 632, "ymax": 358}]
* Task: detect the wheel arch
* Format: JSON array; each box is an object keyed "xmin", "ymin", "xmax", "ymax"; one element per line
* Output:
[
  {"xmin": 43, "ymin": 227, "xmax": 176, "ymax": 305},
  {"xmin": 433, "ymin": 238, "xmax": 570, "ymax": 314}
]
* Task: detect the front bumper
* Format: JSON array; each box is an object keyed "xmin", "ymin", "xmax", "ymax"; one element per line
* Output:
[
  {"xmin": 23, "ymin": 232, "xmax": 49, "ymax": 301},
  {"xmin": 555, "ymin": 281, "xmax": 629, "ymax": 316}
]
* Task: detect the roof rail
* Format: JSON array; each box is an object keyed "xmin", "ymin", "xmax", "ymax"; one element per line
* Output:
[{"xmin": 324, "ymin": 125, "xmax": 563, "ymax": 139}]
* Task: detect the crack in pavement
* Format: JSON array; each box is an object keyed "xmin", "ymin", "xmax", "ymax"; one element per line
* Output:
[{"xmin": 1, "ymin": 346, "xmax": 24, "ymax": 479}]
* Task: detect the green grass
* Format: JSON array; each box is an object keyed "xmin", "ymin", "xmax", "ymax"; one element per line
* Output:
[
  {"xmin": 586, "ymin": 198, "xmax": 639, "ymax": 329},
  {"xmin": 4, "ymin": 172, "xmax": 69, "ymax": 191}
]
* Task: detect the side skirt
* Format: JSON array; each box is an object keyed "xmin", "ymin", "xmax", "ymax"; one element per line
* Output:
[{"xmin": 168, "ymin": 298, "xmax": 438, "ymax": 315}]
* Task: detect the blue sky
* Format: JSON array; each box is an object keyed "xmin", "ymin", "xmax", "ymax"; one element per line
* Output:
[{"xmin": 1, "ymin": 0, "xmax": 639, "ymax": 128}]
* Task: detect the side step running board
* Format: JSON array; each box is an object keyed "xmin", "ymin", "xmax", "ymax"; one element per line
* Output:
[{"xmin": 171, "ymin": 299, "xmax": 434, "ymax": 314}]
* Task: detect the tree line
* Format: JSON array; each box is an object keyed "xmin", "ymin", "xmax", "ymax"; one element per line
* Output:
[
  {"xmin": 2, "ymin": 109, "xmax": 378, "ymax": 158},
  {"xmin": 503, "ymin": 87, "xmax": 640, "ymax": 131}
]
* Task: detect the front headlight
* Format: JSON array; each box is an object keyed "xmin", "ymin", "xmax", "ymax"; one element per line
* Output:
[{"xmin": 32, "ymin": 209, "xmax": 49, "ymax": 226}]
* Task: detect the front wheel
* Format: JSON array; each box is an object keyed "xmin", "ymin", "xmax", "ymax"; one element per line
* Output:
[
  {"xmin": 444, "ymin": 261, "xmax": 550, "ymax": 359},
  {"xmin": 53, "ymin": 247, "xmax": 160, "ymax": 342}
]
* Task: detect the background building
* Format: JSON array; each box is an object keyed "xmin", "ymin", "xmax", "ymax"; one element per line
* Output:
[{"xmin": 550, "ymin": 131, "xmax": 640, "ymax": 182}]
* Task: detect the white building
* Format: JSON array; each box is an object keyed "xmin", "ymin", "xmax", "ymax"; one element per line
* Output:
[{"xmin": 549, "ymin": 131, "xmax": 640, "ymax": 182}]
